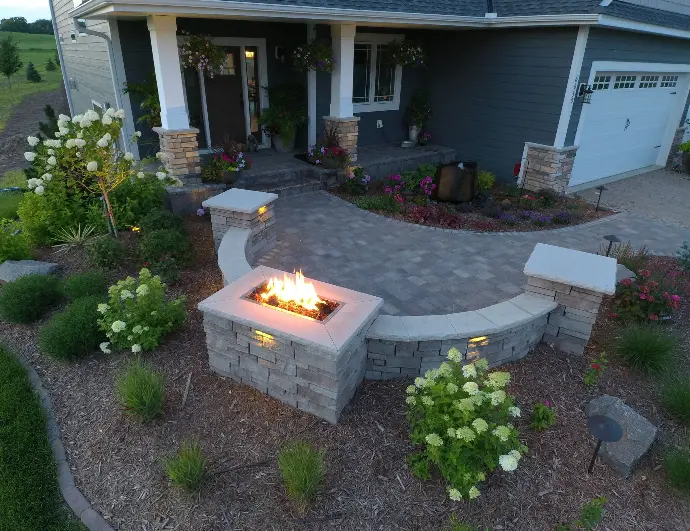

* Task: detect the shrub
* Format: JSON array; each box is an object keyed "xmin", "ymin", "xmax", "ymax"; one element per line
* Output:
[
  {"xmin": 52, "ymin": 223, "xmax": 99, "ymax": 253},
  {"xmin": 16, "ymin": 185, "xmax": 85, "ymax": 246},
  {"xmin": 477, "ymin": 170, "xmax": 495, "ymax": 191},
  {"xmin": 165, "ymin": 440, "xmax": 206, "ymax": 490},
  {"xmin": 25, "ymin": 61, "xmax": 41, "ymax": 83},
  {"xmin": 354, "ymin": 195, "xmax": 402, "ymax": 213},
  {"xmin": 614, "ymin": 269, "xmax": 681, "ymax": 322},
  {"xmin": 342, "ymin": 167, "xmax": 371, "ymax": 196},
  {"xmin": 116, "ymin": 358, "xmax": 165, "ymax": 421},
  {"xmin": 109, "ymin": 177, "xmax": 168, "ymax": 229},
  {"xmin": 584, "ymin": 353, "xmax": 608, "ymax": 387},
  {"xmin": 38, "ymin": 295, "xmax": 105, "ymax": 360},
  {"xmin": 277, "ymin": 441, "xmax": 325, "ymax": 512},
  {"xmin": 557, "ymin": 497, "xmax": 607, "ymax": 531},
  {"xmin": 0, "ymin": 219, "xmax": 32, "ymax": 262},
  {"xmin": 45, "ymin": 58, "xmax": 56, "ymax": 71},
  {"xmin": 531, "ymin": 401, "xmax": 556, "ymax": 431},
  {"xmin": 139, "ymin": 228, "xmax": 192, "ymax": 283},
  {"xmin": 480, "ymin": 204, "xmax": 501, "ymax": 219},
  {"xmin": 444, "ymin": 516, "xmax": 480, "ymax": 531},
  {"xmin": 87, "ymin": 236, "xmax": 126, "ymax": 269},
  {"xmin": 536, "ymin": 188, "xmax": 560, "ymax": 207},
  {"xmin": 614, "ymin": 325, "xmax": 676, "ymax": 374},
  {"xmin": 552, "ymin": 211, "xmax": 572, "ymax": 225},
  {"xmin": 406, "ymin": 353, "xmax": 526, "ymax": 501},
  {"xmin": 664, "ymin": 447, "xmax": 690, "ymax": 492},
  {"xmin": 201, "ymin": 157, "xmax": 224, "ymax": 183},
  {"xmin": 662, "ymin": 375, "xmax": 690, "ymax": 423},
  {"xmin": 605, "ymin": 241, "xmax": 649, "ymax": 272},
  {"xmin": 677, "ymin": 241, "xmax": 690, "ymax": 273},
  {"xmin": 62, "ymin": 270, "xmax": 110, "ymax": 300},
  {"xmin": 0, "ymin": 274, "xmax": 62, "ymax": 323},
  {"xmin": 98, "ymin": 268, "xmax": 186, "ymax": 353},
  {"xmin": 138, "ymin": 208, "xmax": 185, "ymax": 234}
]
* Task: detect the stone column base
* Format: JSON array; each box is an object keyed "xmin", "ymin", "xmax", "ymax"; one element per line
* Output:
[
  {"xmin": 323, "ymin": 116, "xmax": 360, "ymax": 162},
  {"xmin": 153, "ymin": 127, "xmax": 201, "ymax": 178},
  {"xmin": 522, "ymin": 143, "xmax": 578, "ymax": 194},
  {"xmin": 666, "ymin": 127, "xmax": 686, "ymax": 169}
]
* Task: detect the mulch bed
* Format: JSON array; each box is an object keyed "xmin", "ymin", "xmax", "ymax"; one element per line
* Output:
[{"xmin": 1, "ymin": 218, "xmax": 689, "ymax": 530}]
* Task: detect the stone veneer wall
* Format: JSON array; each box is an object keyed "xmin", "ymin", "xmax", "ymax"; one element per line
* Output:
[
  {"xmin": 153, "ymin": 127, "xmax": 201, "ymax": 177},
  {"xmin": 323, "ymin": 116, "xmax": 360, "ymax": 161},
  {"xmin": 666, "ymin": 127, "xmax": 686, "ymax": 170},
  {"xmin": 522, "ymin": 142, "xmax": 578, "ymax": 194}
]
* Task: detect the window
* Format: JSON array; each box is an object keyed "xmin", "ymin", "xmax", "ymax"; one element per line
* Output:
[
  {"xmin": 661, "ymin": 75, "xmax": 679, "ymax": 88},
  {"xmin": 638, "ymin": 75, "xmax": 659, "ymax": 88},
  {"xmin": 76, "ymin": 19, "xmax": 87, "ymax": 36},
  {"xmin": 613, "ymin": 75, "xmax": 636, "ymax": 89},
  {"xmin": 70, "ymin": 32, "xmax": 76, "ymax": 43},
  {"xmin": 592, "ymin": 75, "xmax": 611, "ymax": 91},
  {"xmin": 352, "ymin": 34, "xmax": 403, "ymax": 113}
]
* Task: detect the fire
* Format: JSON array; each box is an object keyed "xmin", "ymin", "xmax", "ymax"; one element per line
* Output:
[{"xmin": 260, "ymin": 270, "xmax": 324, "ymax": 312}]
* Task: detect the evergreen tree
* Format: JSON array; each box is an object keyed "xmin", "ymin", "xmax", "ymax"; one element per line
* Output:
[
  {"xmin": 26, "ymin": 61, "xmax": 42, "ymax": 83},
  {"xmin": 0, "ymin": 35, "xmax": 22, "ymax": 87},
  {"xmin": 54, "ymin": 49, "xmax": 60, "ymax": 66},
  {"xmin": 38, "ymin": 105, "xmax": 58, "ymax": 139},
  {"xmin": 45, "ymin": 58, "xmax": 56, "ymax": 71}
]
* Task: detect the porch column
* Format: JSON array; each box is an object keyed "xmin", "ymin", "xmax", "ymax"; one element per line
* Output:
[
  {"xmin": 147, "ymin": 15, "xmax": 200, "ymax": 177},
  {"xmin": 325, "ymin": 24, "xmax": 360, "ymax": 161}
]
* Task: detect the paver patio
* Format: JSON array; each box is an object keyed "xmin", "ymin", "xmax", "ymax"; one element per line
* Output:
[{"xmin": 255, "ymin": 191, "xmax": 690, "ymax": 315}]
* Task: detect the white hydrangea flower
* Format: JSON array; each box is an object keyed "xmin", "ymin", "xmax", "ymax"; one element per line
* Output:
[
  {"xmin": 448, "ymin": 488, "xmax": 462, "ymax": 502},
  {"xmin": 406, "ymin": 396, "xmax": 416, "ymax": 406},
  {"xmin": 47, "ymin": 149, "xmax": 54, "ymax": 155},
  {"xmin": 54, "ymin": 131, "xmax": 62, "ymax": 138},
  {"xmin": 85, "ymin": 109, "xmax": 100, "ymax": 121},
  {"xmin": 97, "ymin": 136, "xmax": 109, "ymax": 148},
  {"xmin": 455, "ymin": 427, "xmax": 476, "ymax": 442},
  {"xmin": 492, "ymin": 425, "xmax": 511, "ymax": 442},
  {"xmin": 499, "ymin": 454, "xmax": 518, "ymax": 472},
  {"xmin": 75, "ymin": 138, "xmax": 86, "ymax": 148},
  {"xmin": 76, "ymin": 152, "xmax": 82, "ymax": 158},
  {"xmin": 472, "ymin": 418, "xmax": 488, "ymax": 434},
  {"xmin": 462, "ymin": 381, "xmax": 479, "ymax": 395},
  {"xmin": 47, "ymin": 156, "xmax": 56, "ymax": 166},
  {"xmin": 124, "ymin": 152, "xmax": 134, "ymax": 161},
  {"xmin": 34, "ymin": 185, "xmax": 45, "ymax": 196},
  {"xmin": 425, "ymin": 433, "xmax": 443, "ymax": 447},
  {"xmin": 27, "ymin": 136, "xmax": 39, "ymax": 146},
  {"xmin": 27, "ymin": 178, "xmax": 41, "ymax": 189},
  {"xmin": 97, "ymin": 303, "xmax": 109, "ymax": 314},
  {"xmin": 65, "ymin": 138, "xmax": 76, "ymax": 148},
  {"xmin": 101, "ymin": 115, "xmax": 113, "ymax": 125},
  {"xmin": 58, "ymin": 113, "xmax": 71, "ymax": 122},
  {"xmin": 99, "ymin": 342, "xmax": 111, "ymax": 354},
  {"xmin": 87, "ymin": 161, "xmax": 98, "ymax": 172},
  {"xmin": 170, "ymin": 177, "xmax": 183, "ymax": 187},
  {"xmin": 406, "ymin": 385, "xmax": 417, "ymax": 395},
  {"xmin": 469, "ymin": 486, "xmax": 480, "ymax": 500},
  {"xmin": 446, "ymin": 382, "xmax": 458, "ymax": 394},
  {"xmin": 131, "ymin": 344, "xmax": 142, "ymax": 353},
  {"xmin": 115, "ymin": 109, "xmax": 126, "ymax": 119},
  {"xmin": 132, "ymin": 325, "xmax": 143, "ymax": 335},
  {"xmin": 155, "ymin": 151, "xmax": 164, "ymax": 159},
  {"xmin": 41, "ymin": 173, "xmax": 52, "ymax": 182},
  {"xmin": 72, "ymin": 114, "xmax": 83, "ymax": 123},
  {"xmin": 509, "ymin": 449, "xmax": 522, "ymax": 462},
  {"xmin": 421, "ymin": 395, "xmax": 434, "ymax": 406},
  {"xmin": 155, "ymin": 171, "xmax": 167, "ymax": 180},
  {"xmin": 462, "ymin": 363, "xmax": 477, "ymax": 378},
  {"xmin": 80, "ymin": 119, "xmax": 92, "ymax": 128},
  {"xmin": 414, "ymin": 377, "xmax": 426, "ymax": 388},
  {"xmin": 111, "ymin": 320, "xmax": 126, "ymax": 333},
  {"xmin": 24, "ymin": 151, "xmax": 36, "ymax": 162},
  {"xmin": 489, "ymin": 390, "xmax": 507, "ymax": 406},
  {"xmin": 136, "ymin": 284, "xmax": 149, "ymax": 296},
  {"xmin": 508, "ymin": 406, "xmax": 521, "ymax": 418},
  {"xmin": 105, "ymin": 107, "xmax": 116, "ymax": 117},
  {"xmin": 120, "ymin": 289, "xmax": 134, "ymax": 300},
  {"xmin": 447, "ymin": 347, "xmax": 462, "ymax": 363},
  {"xmin": 135, "ymin": 131, "xmax": 142, "ymax": 137}
]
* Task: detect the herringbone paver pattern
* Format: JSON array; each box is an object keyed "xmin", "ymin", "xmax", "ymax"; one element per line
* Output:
[{"xmin": 256, "ymin": 192, "xmax": 690, "ymax": 316}]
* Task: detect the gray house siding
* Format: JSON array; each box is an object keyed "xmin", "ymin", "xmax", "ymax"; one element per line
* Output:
[
  {"xmin": 565, "ymin": 28, "xmax": 690, "ymax": 146},
  {"xmin": 425, "ymin": 27, "xmax": 577, "ymax": 180}
]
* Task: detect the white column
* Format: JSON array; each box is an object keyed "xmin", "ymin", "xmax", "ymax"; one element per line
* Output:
[
  {"xmin": 329, "ymin": 24, "xmax": 356, "ymax": 118},
  {"xmin": 307, "ymin": 23, "xmax": 317, "ymax": 146},
  {"xmin": 147, "ymin": 15, "xmax": 190, "ymax": 130}
]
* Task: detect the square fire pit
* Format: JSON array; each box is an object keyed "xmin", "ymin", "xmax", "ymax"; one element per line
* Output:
[{"xmin": 199, "ymin": 266, "xmax": 383, "ymax": 423}]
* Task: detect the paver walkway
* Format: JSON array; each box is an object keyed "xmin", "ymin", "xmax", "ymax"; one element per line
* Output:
[{"xmin": 256, "ymin": 191, "xmax": 690, "ymax": 316}]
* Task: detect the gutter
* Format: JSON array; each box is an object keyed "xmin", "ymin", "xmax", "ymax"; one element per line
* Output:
[{"xmin": 49, "ymin": 0, "xmax": 74, "ymax": 115}]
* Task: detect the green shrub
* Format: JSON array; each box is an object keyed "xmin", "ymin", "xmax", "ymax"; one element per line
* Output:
[
  {"xmin": 354, "ymin": 195, "xmax": 402, "ymax": 213},
  {"xmin": 62, "ymin": 270, "xmax": 110, "ymax": 300},
  {"xmin": 662, "ymin": 375, "xmax": 690, "ymax": 423},
  {"xmin": 0, "ymin": 274, "xmax": 62, "ymax": 323},
  {"xmin": 406, "ymin": 352, "xmax": 526, "ymax": 501},
  {"xmin": 444, "ymin": 516, "xmax": 480, "ymax": 531},
  {"xmin": 139, "ymin": 228, "xmax": 192, "ymax": 282},
  {"xmin": 139, "ymin": 208, "xmax": 185, "ymax": 234},
  {"xmin": 0, "ymin": 219, "xmax": 32, "ymax": 262},
  {"xmin": 165, "ymin": 440, "xmax": 206, "ymax": 490},
  {"xmin": 477, "ymin": 170, "xmax": 496, "ymax": 191},
  {"xmin": 536, "ymin": 188, "xmax": 560, "ymax": 207},
  {"xmin": 38, "ymin": 296, "xmax": 105, "ymax": 360},
  {"xmin": 664, "ymin": 448, "xmax": 690, "ymax": 492},
  {"xmin": 277, "ymin": 441, "xmax": 325, "ymax": 512},
  {"xmin": 557, "ymin": 497, "xmax": 607, "ymax": 531},
  {"xmin": 531, "ymin": 401, "xmax": 557, "ymax": 431},
  {"xmin": 52, "ymin": 224, "xmax": 100, "ymax": 253},
  {"xmin": 0, "ymin": 191, "xmax": 23, "ymax": 220},
  {"xmin": 87, "ymin": 236, "xmax": 126, "ymax": 269},
  {"xmin": 116, "ymin": 358, "xmax": 165, "ymax": 421},
  {"xmin": 109, "ymin": 177, "xmax": 168, "ymax": 229},
  {"xmin": 201, "ymin": 157, "xmax": 224, "ymax": 183},
  {"xmin": 605, "ymin": 241, "xmax": 649, "ymax": 272},
  {"xmin": 615, "ymin": 325, "xmax": 676, "ymax": 374},
  {"xmin": 677, "ymin": 241, "xmax": 690, "ymax": 273},
  {"xmin": 98, "ymin": 268, "xmax": 186, "ymax": 353}
]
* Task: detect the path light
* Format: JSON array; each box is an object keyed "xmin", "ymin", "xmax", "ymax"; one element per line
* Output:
[
  {"xmin": 603, "ymin": 235, "xmax": 621, "ymax": 257},
  {"xmin": 587, "ymin": 414, "xmax": 622, "ymax": 474},
  {"xmin": 594, "ymin": 185, "xmax": 607, "ymax": 211}
]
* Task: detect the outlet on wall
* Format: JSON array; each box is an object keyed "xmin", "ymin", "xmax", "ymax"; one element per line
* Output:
[{"xmin": 376, "ymin": 120, "xmax": 383, "ymax": 129}]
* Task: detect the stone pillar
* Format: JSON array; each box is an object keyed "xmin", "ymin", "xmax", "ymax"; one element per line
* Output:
[
  {"xmin": 522, "ymin": 143, "xmax": 578, "ymax": 194},
  {"xmin": 323, "ymin": 116, "xmax": 360, "ymax": 161},
  {"xmin": 523, "ymin": 243, "xmax": 616, "ymax": 355},
  {"xmin": 666, "ymin": 127, "xmax": 686, "ymax": 169},
  {"xmin": 153, "ymin": 127, "xmax": 201, "ymax": 177}
]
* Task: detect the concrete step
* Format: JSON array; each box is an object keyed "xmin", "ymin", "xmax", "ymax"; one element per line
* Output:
[{"xmin": 251, "ymin": 178, "xmax": 324, "ymax": 196}]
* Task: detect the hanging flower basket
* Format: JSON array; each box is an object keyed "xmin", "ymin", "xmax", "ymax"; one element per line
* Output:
[
  {"xmin": 292, "ymin": 40, "xmax": 335, "ymax": 72},
  {"xmin": 384, "ymin": 40, "xmax": 426, "ymax": 67},
  {"xmin": 178, "ymin": 32, "xmax": 226, "ymax": 78}
]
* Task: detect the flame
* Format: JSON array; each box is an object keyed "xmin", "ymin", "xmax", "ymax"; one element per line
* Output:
[{"xmin": 260, "ymin": 270, "xmax": 324, "ymax": 311}]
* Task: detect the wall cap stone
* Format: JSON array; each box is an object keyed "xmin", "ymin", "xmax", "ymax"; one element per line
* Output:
[
  {"xmin": 152, "ymin": 126, "xmax": 200, "ymax": 135},
  {"xmin": 323, "ymin": 115, "xmax": 361, "ymax": 123},
  {"xmin": 218, "ymin": 227, "xmax": 253, "ymax": 285},
  {"xmin": 525, "ymin": 142, "xmax": 579, "ymax": 153},
  {"xmin": 524, "ymin": 243, "xmax": 617, "ymax": 295},
  {"xmin": 202, "ymin": 188, "xmax": 278, "ymax": 213}
]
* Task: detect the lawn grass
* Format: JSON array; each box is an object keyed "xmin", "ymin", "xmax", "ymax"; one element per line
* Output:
[
  {"xmin": 0, "ymin": 346, "xmax": 86, "ymax": 530},
  {"xmin": 0, "ymin": 168, "xmax": 27, "ymax": 188},
  {"xmin": 0, "ymin": 169, "xmax": 27, "ymax": 220},
  {"xmin": 0, "ymin": 31, "xmax": 63, "ymax": 132}
]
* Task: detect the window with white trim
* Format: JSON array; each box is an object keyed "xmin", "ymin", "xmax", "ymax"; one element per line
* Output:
[
  {"xmin": 352, "ymin": 34, "xmax": 403, "ymax": 113},
  {"xmin": 638, "ymin": 75, "xmax": 659, "ymax": 88},
  {"xmin": 661, "ymin": 75, "xmax": 679, "ymax": 88},
  {"xmin": 613, "ymin": 75, "xmax": 636, "ymax": 89},
  {"xmin": 592, "ymin": 75, "xmax": 611, "ymax": 91}
]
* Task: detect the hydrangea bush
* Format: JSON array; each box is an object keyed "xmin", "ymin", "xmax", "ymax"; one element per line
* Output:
[
  {"xmin": 97, "ymin": 268, "xmax": 186, "ymax": 353},
  {"xmin": 614, "ymin": 268, "xmax": 682, "ymax": 322},
  {"xmin": 406, "ymin": 350, "xmax": 526, "ymax": 501}
]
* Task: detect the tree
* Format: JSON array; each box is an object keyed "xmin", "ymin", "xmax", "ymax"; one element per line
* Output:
[
  {"xmin": 26, "ymin": 61, "xmax": 42, "ymax": 83},
  {"xmin": 29, "ymin": 19, "xmax": 53, "ymax": 35},
  {"xmin": 38, "ymin": 105, "xmax": 58, "ymax": 139},
  {"xmin": 54, "ymin": 49, "xmax": 60, "ymax": 67},
  {"xmin": 0, "ymin": 17, "xmax": 30, "ymax": 33},
  {"xmin": 0, "ymin": 35, "xmax": 22, "ymax": 87},
  {"xmin": 45, "ymin": 58, "xmax": 56, "ymax": 71}
]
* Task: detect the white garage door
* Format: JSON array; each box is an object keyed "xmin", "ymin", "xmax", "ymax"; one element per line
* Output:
[{"xmin": 570, "ymin": 72, "xmax": 682, "ymax": 187}]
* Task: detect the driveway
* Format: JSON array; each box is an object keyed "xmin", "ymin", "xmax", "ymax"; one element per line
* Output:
[{"xmin": 577, "ymin": 168, "xmax": 690, "ymax": 229}]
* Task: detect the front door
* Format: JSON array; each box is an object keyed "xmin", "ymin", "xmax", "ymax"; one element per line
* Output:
[{"xmin": 204, "ymin": 46, "xmax": 247, "ymax": 146}]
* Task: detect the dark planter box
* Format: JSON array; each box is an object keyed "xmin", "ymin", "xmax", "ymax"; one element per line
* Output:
[{"xmin": 434, "ymin": 161, "xmax": 478, "ymax": 203}]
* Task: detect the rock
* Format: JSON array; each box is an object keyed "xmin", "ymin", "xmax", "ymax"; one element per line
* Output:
[
  {"xmin": 500, "ymin": 199, "xmax": 512, "ymax": 207},
  {"xmin": 616, "ymin": 264, "xmax": 636, "ymax": 283},
  {"xmin": 0, "ymin": 260, "xmax": 59, "ymax": 282},
  {"xmin": 585, "ymin": 395, "xmax": 657, "ymax": 477}
]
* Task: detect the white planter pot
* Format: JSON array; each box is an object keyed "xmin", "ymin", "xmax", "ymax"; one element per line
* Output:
[
  {"xmin": 408, "ymin": 125, "xmax": 420, "ymax": 143},
  {"xmin": 273, "ymin": 132, "xmax": 295, "ymax": 153}
]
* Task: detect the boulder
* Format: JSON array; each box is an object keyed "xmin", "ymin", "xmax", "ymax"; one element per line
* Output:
[
  {"xmin": 616, "ymin": 264, "xmax": 636, "ymax": 283},
  {"xmin": 585, "ymin": 395, "xmax": 656, "ymax": 477},
  {"xmin": 0, "ymin": 260, "xmax": 59, "ymax": 283}
]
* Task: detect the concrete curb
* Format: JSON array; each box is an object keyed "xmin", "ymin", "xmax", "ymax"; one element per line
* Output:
[{"xmin": 13, "ymin": 353, "xmax": 115, "ymax": 531}]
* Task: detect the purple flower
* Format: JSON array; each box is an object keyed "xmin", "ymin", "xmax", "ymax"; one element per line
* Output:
[{"xmin": 196, "ymin": 208, "xmax": 205, "ymax": 217}]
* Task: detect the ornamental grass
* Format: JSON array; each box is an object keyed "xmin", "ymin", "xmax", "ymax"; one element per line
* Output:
[
  {"xmin": 664, "ymin": 447, "xmax": 690, "ymax": 492},
  {"xmin": 614, "ymin": 324, "xmax": 677, "ymax": 375},
  {"xmin": 662, "ymin": 375, "xmax": 690, "ymax": 424},
  {"xmin": 116, "ymin": 358, "xmax": 165, "ymax": 422},
  {"xmin": 277, "ymin": 441, "xmax": 325, "ymax": 513},
  {"xmin": 165, "ymin": 440, "xmax": 207, "ymax": 491}
]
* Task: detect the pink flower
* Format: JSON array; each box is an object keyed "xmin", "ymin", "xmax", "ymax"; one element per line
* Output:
[
  {"xmin": 639, "ymin": 293, "xmax": 647, "ymax": 300},
  {"xmin": 608, "ymin": 312, "xmax": 618, "ymax": 319},
  {"xmin": 671, "ymin": 294, "xmax": 681, "ymax": 302},
  {"xmin": 639, "ymin": 269, "xmax": 651, "ymax": 278},
  {"xmin": 649, "ymin": 314, "xmax": 659, "ymax": 321},
  {"xmin": 544, "ymin": 400, "xmax": 552, "ymax": 408},
  {"xmin": 620, "ymin": 278, "xmax": 633, "ymax": 287}
]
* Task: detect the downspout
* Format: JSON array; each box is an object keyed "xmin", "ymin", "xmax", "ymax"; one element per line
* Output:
[{"xmin": 49, "ymin": 0, "xmax": 74, "ymax": 115}]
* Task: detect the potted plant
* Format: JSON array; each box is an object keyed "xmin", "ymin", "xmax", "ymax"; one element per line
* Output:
[
  {"xmin": 258, "ymin": 84, "xmax": 307, "ymax": 153},
  {"xmin": 384, "ymin": 40, "xmax": 426, "ymax": 67},
  {"xmin": 679, "ymin": 141, "xmax": 690, "ymax": 174},
  {"xmin": 405, "ymin": 90, "xmax": 431, "ymax": 144},
  {"xmin": 292, "ymin": 40, "xmax": 335, "ymax": 72},
  {"xmin": 307, "ymin": 144, "xmax": 349, "ymax": 169},
  {"xmin": 178, "ymin": 32, "xmax": 226, "ymax": 78}
]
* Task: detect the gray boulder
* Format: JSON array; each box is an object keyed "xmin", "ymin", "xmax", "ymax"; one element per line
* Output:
[
  {"xmin": 616, "ymin": 264, "xmax": 636, "ymax": 283},
  {"xmin": 0, "ymin": 260, "xmax": 59, "ymax": 282},
  {"xmin": 586, "ymin": 395, "xmax": 657, "ymax": 477}
]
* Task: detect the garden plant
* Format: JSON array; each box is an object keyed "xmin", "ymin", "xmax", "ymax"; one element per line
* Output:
[
  {"xmin": 39, "ymin": 295, "xmax": 106, "ymax": 360},
  {"xmin": 0, "ymin": 274, "xmax": 62, "ymax": 323},
  {"xmin": 165, "ymin": 440, "xmax": 207, "ymax": 491},
  {"xmin": 277, "ymin": 441, "xmax": 326, "ymax": 513},
  {"xmin": 116, "ymin": 358, "xmax": 166, "ymax": 422},
  {"xmin": 531, "ymin": 400, "xmax": 557, "ymax": 431}
]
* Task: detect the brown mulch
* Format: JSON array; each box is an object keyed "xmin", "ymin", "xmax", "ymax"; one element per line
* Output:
[{"xmin": 1, "ymin": 219, "xmax": 689, "ymax": 530}]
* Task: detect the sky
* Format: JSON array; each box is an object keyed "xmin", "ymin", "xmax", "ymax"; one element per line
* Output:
[{"xmin": 0, "ymin": 0, "xmax": 52, "ymax": 22}]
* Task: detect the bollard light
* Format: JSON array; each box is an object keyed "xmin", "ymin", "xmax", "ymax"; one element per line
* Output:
[
  {"xmin": 595, "ymin": 185, "xmax": 608, "ymax": 211},
  {"xmin": 603, "ymin": 234, "xmax": 621, "ymax": 257},
  {"xmin": 587, "ymin": 414, "xmax": 622, "ymax": 474}
]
